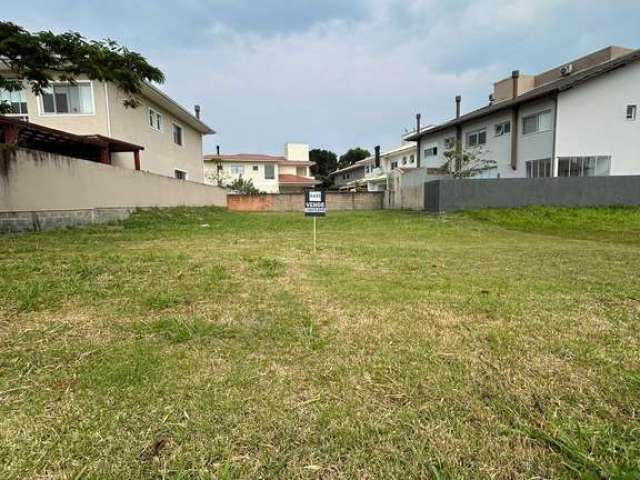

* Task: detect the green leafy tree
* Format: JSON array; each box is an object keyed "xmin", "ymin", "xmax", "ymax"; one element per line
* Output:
[
  {"xmin": 228, "ymin": 177, "xmax": 263, "ymax": 195},
  {"xmin": 0, "ymin": 21, "xmax": 164, "ymax": 114},
  {"xmin": 338, "ymin": 147, "xmax": 370, "ymax": 169},
  {"xmin": 309, "ymin": 148, "xmax": 338, "ymax": 188},
  {"xmin": 439, "ymin": 140, "xmax": 497, "ymax": 178}
]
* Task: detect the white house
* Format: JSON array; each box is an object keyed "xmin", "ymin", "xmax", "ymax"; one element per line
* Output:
[
  {"xmin": 329, "ymin": 142, "xmax": 418, "ymax": 191},
  {"xmin": 405, "ymin": 46, "xmax": 640, "ymax": 179},
  {"xmin": 203, "ymin": 143, "xmax": 320, "ymax": 193}
]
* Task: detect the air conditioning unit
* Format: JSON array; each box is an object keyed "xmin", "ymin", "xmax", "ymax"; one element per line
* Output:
[{"xmin": 560, "ymin": 64, "xmax": 574, "ymax": 76}]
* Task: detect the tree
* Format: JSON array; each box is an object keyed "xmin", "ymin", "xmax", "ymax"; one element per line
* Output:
[
  {"xmin": 0, "ymin": 22, "xmax": 164, "ymax": 114},
  {"xmin": 309, "ymin": 148, "xmax": 338, "ymax": 188},
  {"xmin": 338, "ymin": 147, "xmax": 370, "ymax": 169},
  {"xmin": 438, "ymin": 140, "xmax": 497, "ymax": 178},
  {"xmin": 228, "ymin": 177, "xmax": 263, "ymax": 195}
]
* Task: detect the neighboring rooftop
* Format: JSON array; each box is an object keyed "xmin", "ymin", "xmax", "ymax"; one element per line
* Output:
[
  {"xmin": 203, "ymin": 153, "xmax": 314, "ymax": 167},
  {"xmin": 406, "ymin": 46, "xmax": 639, "ymax": 141}
]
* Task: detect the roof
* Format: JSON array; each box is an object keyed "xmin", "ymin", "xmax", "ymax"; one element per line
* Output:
[
  {"xmin": 278, "ymin": 174, "xmax": 321, "ymax": 185},
  {"xmin": 204, "ymin": 153, "xmax": 285, "ymax": 163},
  {"xmin": 329, "ymin": 162, "xmax": 366, "ymax": 176},
  {"xmin": 203, "ymin": 154, "xmax": 315, "ymax": 167},
  {"xmin": 0, "ymin": 115, "xmax": 143, "ymax": 162},
  {"xmin": 142, "ymin": 83, "xmax": 215, "ymax": 135},
  {"xmin": 406, "ymin": 47, "xmax": 640, "ymax": 141}
]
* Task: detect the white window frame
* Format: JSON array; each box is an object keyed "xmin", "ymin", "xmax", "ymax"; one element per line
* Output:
[
  {"xmin": 557, "ymin": 156, "xmax": 611, "ymax": 177},
  {"xmin": 171, "ymin": 122, "xmax": 183, "ymax": 146},
  {"xmin": 495, "ymin": 121, "xmax": 511, "ymax": 137},
  {"xmin": 0, "ymin": 84, "xmax": 29, "ymax": 119},
  {"xmin": 38, "ymin": 80, "xmax": 95, "ymax": 117},
  {"xmin": 230, "ymin": 165, "xmax": 244, "ymax": 176},
  {"xmin": 522, "ymin": 110, "xmax": 552, "ymax": 136},
  {"xmin": 526, "ymin": 158, "xmax": 553, "ymax": 178},
  {"xmin": 466, "ymin": 128, "xmax": 487, "ymax": 148},
  {"xmin": 409, "ymin": 154, "xmax": 415, "ymax": 164},
  {"xmin": 264, "ymin": 164, "xmax": 275, "ymax": 180},
  {"xmin": 148, "ymin": 107, "xmax": 163, "ymax": 132},
  {"xmin": 174, "ymin": 168, "xmax": 188, "ymax": 180},
  {"xmin": 424, "ymin": 146, "xmax": 438, "ymax": 157},
  {"xmin": 626, "ymin": 105, "xmax": 637, "ymax": 121}
]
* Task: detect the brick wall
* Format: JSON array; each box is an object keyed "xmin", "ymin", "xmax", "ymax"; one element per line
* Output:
[{"xmin": 228, "ymin": 192, "xmax": 383, "ymax": 212}]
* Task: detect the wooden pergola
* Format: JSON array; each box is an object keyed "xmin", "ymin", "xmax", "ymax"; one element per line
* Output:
[{"xmin": 0, "ymin": 115, "xmax": 143, "ymax": 169}]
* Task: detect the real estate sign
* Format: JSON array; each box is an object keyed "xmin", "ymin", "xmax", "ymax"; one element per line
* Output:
[{"xmin": 304, "ymin": 190, "xmax": 326, "ymax": 217}]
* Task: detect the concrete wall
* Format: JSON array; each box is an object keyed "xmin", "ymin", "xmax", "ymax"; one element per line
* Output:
[
  {"xmin": 424, "ymin": 176, "xmax": 640, "ymax": 212},
  {"xmin": 228, "ymin": 192, "xmax": 383, "ymax": 212},
  {"xmin": 385, "ymin": 169, "xmax": 449, "ymax": 210},
  {"xmin": 556, "ymin": 61, "xmax": 640, "ymax": 175},
  {"xmin": 0, "ymin": 147, "xmax": 226, "ymax": 221}
]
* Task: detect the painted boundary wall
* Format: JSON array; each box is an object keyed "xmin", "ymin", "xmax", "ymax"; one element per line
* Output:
[
  {"xmin": 228, "ymin": 192, "xmax": 383, "ymax": 212},
  {"xmin": 424, "ymin": 176, "xmax": 640, "ymax": 212},
  {"xmin": 0, "ymin": 146, "xmax": 227, "ymax": 232}
]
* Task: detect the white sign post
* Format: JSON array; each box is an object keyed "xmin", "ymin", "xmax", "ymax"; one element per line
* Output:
[{"xmin": 304, "ymin": 190, "xmax": 326, "ymax": 253}]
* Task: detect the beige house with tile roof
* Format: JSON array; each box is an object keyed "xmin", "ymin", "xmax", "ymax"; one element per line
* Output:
[
  {"xmin": 204, "ymin": 143, "xmax": 320, "ymax": 193},
  {"xmin": 0, "ymin": 72, "xmax": 214, "ymax": 183}
]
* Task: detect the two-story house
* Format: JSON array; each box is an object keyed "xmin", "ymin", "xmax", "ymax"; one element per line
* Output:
[
  {"xmin": 406, "ymin": 46, "xmax": 640, "ymax": 179},
  {"xmin": 203, "ymin": 143, "xmax": 320, "ymax": 193},
  {"xmin": 0, "ymin": 73, "xmax": 214, "ymax": 182},
  {"xmin": 330, "ymin": 142, "xmax": 418, "ymax": 191}
]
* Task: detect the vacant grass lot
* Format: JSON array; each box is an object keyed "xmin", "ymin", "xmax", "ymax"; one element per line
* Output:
[{"xmin": 1, "ymin": 207, "xmax": 639, "ymax": 479}]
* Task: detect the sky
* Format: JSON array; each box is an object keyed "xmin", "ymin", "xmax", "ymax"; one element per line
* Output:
[{"xmin": 6, "ymin": 0, "xmax": 640, "ymax": 156}]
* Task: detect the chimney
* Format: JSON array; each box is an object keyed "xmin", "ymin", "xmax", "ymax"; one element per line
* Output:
[
  {"xmin": 416, "ymin": 113, "xmax": 421, "ymax": 134},
  {"xmin": 375, "ymin": 145, "xmax": 381, "ymax": 168},
  {"xmin": 489, "ymin": 93, "xmax": 495, "ymax": 105},
  {"xmin": 194, "ymin": 104, "xmax": 201, "ymax": 119},
  {"xmin": 455, "ymin": 95, "xmax": 461, "ymax": 118},
  {"xmin": 216, "ymin": 145, "xmax": 220, "ymax": 156},
  {"xmin": 511, "ymin": 70, "xmax": 520, "ymax": 99}
]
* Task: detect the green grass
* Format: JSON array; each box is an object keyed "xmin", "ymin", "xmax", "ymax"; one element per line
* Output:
[{"xmin": 0, "ymin": 206, "xmax": 639, "ymax": 479}]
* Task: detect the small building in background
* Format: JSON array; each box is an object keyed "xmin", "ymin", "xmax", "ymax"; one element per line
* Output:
[{"xmin": 203, "ymin": 143, "xmax": 321, "ymax": 193}]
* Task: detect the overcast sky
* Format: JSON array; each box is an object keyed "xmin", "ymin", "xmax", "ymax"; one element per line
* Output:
[{"xmin": 7, "ymin": 0, "xmax": 640, "ymax": 156}]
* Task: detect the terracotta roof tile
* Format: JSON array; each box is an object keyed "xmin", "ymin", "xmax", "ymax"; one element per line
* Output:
[{"xmin": 278, "ymin": 174, "xmax": 321, "ymax": 185}]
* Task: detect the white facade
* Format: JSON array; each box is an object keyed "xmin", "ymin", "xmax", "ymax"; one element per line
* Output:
[
  {"xmin": 409, "ymin": 47, "xmax": 640, "ymax": 181},
  {"xmin": 555, "ymin": 61, "xmax": 640, "ymax": 176},
  {"xmin": 204, "ymin": 143, "xmax": 319, "ymax": 193}
]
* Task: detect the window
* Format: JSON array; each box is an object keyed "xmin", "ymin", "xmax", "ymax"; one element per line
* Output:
[
  {"xmin": 391, "ymin": 161, "xmax": 398, "ymax": 169},
  {"xmin": 172, "ymin": 123, "xmax": 183, "ymax": 145},
  {"xmin": 466, "ymin": 129, "xmax": 487, "ymax": 147},
  {"xmin": 230, "ymin": 165, "xmax": 244, "ymax": 176},
  {"xmin": 365, "ymin": 165, "xmax": 370, "ymax": 173},
  {"xmin": 0, "ymin": 88, "xmax": 28, "ymax": 118},
  {"xmin": 424, "ymin": 146, "xmax": 438, "ymax": 157},
  {"xmin": 557, "ymin": 156, "xmax": 610, "ymax": 177},
  {"xmin": 296, "ymin": 167, "xmax": 306, "ymax": 176},
  {"xmin": 41, "ymin": 82, "xmax": 93, "ymax": 114},
  {"xmin": 444, "ymin": 137, "xmax": 456, "ymax": 149},
  {"xmin": 264, "ymin": 164, "xmax": 275, "ymax": 180},
  {"xmin": 402, "ymin": 156, "xmax": 407, "ymax": 165},
  {"xmin": 522, "ymin": 110, "xmax": 552, "ymax": 135},
  {"xmin": 410, "ymin": 154, "xmax": 415, "ymax": 164},
  {"xmin": 148, "ymin": 108, "xmax": 162, "ymax": 131},
  {"xmin": 526, "ymin": 158, "xmax": 552, "ymax": 178},
  {"xmin": 495, "ymin": 121, "xmax": 511, "ymax": 136},
  {"xmin": 626, "ymin": 105, "xmax": 637, "ymax": 121},
  {"xmin": 174, "ymin": 169, "xmax": 188, "ymax": 180},
  {"xmin": 252, "ymin": 165, "xmax": 259, "ymax": 171}
]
